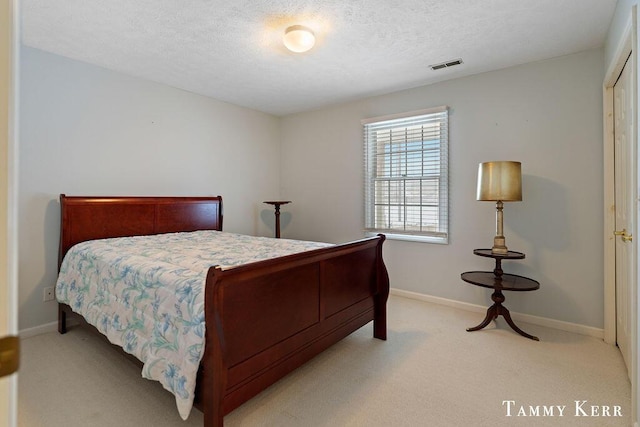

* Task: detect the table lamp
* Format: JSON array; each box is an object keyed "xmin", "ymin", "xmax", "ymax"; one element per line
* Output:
[{"xmin": 477, "ymin": 161, "xmax": 522, "ymax": 254}]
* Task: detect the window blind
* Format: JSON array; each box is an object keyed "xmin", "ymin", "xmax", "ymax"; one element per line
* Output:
[{"xmin": 363, "ymin": 106, "xmax": 449, "ymax": 243}]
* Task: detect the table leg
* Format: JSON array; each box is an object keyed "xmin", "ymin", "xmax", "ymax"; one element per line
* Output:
[
  {"xmin": 499, "ymin": 305, "xmax": 539, "ymax": 341},
  {"xmin": 466, "ymin": 304, "xmax": 498, "ymax": 332},
  {"xmin": 466, "ymin": 289, "xmax": 539, "ymax": 341},
  {"xmin": 274, "ymin": 204, "xmax": 281, "ymax": 238}
]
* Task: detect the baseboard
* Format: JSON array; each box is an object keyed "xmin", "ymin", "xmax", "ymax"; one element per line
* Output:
[
  {"xmin": 19, "ymin": 321, "xmax": 58, "ymax": 338},
  {"xmin": 390, "ymin": 288, "xmax": 605, "ymax": 339},
  {"xmin": 20, "ymin": 290, "xmax": 605, "ymax": 340}
]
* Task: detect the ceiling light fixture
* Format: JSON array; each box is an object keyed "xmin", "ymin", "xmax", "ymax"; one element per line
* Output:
[{"xmin": 283, "ymin": 25, "xmax": 315, "ymax": 53}]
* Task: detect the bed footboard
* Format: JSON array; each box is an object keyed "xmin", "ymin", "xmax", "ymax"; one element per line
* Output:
[{"xmin": 199, "ymin": 234, "xmax": 388, "ymax": 426}]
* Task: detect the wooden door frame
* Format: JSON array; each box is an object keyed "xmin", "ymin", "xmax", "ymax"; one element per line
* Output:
[
  {"xmin": 0, "ymin": 0, "xmax": 18, "ymax": 426},
  {"xmin": 603, "ymin": 10, "xmax": 638, "ymax": 426}
]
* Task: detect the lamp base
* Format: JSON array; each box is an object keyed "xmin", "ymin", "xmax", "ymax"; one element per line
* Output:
[{"xmin": 491, "ymin": 236, "xmax": 508, "ymax": 254}]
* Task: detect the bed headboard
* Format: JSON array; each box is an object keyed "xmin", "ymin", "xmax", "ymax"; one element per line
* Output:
[{"xmin": 58, "ymin": 194, "xmax": 223, "ymax": 267}]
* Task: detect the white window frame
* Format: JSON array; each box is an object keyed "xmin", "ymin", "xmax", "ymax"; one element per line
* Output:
[{"xmin": 363, "ymin": 106, "xmax": 449, "ymax": 244}]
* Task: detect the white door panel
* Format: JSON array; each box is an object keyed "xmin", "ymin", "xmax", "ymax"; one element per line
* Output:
[{"xmin": 614, "ymin": 54, "xmax": 634, "ymax": 378}]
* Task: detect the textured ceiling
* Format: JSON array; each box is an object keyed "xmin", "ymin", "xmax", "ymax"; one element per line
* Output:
[{"xmin": 22, "ymin": 0, "xmax": 616, "ymax": 116}]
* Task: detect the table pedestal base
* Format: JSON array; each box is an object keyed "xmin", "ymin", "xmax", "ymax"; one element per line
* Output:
[
  {"xmin": 263, "ymin": 201, "xmax": 291, "ymax": 238},
  {"xmin": 466, "ymin": 289, "xmax": 539, "ymax": 341}
]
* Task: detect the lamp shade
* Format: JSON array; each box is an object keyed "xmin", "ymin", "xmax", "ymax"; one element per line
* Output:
[{"xmin": 476, "ymin": 161, "xmax": 522, "ymax": 201}]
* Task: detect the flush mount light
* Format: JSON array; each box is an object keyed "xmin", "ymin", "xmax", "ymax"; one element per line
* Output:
[{"xmin": 283, "ymin": 25, "xmax": 315, "ymax": 53}]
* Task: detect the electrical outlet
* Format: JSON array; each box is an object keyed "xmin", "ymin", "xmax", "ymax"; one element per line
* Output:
[{"xmin": 43, "ymin": 287, "xmax": 55, "ymax": 302}]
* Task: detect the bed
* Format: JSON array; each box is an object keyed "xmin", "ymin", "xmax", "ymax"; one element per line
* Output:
[{"xmin": 56, "ymin": 194, "xmax": 389, "ymax": 426}]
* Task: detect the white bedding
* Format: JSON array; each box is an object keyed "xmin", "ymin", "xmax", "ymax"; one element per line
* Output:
[{"xmin": 55, "ymin": 230, "xmax": 332, "ymax": 419}]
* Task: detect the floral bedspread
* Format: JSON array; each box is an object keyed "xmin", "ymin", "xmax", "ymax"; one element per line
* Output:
[{"xmin": 55, "ymin": 230, "xmax": 332, "ymax": 420}]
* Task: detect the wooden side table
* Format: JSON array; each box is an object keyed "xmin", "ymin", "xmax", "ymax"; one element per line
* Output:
[
  {"xmin": 461, "ymin": 249, "xmax": 540, "ymax": 341},
  {"xmin": 263, "ymin": 201, "xmax": 291, "ymax": 238}
]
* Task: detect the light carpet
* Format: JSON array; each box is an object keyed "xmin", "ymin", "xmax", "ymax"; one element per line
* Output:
[{"xmin": 18, "ymin": 295, "xmax": 630, "ymax": 426}]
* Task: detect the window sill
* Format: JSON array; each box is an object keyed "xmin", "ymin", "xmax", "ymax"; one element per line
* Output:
[{"xmin": 365, "ymin": 232, "xmax": 448, "ymax": 245}]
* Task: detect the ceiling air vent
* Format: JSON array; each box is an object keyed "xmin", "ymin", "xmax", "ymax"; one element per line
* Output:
[{"xmin": 430, "ymin": 58, "xmax": 463, "ymax": 71}]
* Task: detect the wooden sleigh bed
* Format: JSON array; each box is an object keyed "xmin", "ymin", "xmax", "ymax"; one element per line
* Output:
[{"xmin": 56, "ymin": 194, "xmax": 389, "ymax": 426}]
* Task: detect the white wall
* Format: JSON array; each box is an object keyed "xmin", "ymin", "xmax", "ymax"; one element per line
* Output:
[
  {"xmin": 605, "ymin": 0, "xmax": 635, "ymax": 70},
  {"xmin": 19, "ymin": 47, "xmax": 281, "ymax": 330},
  {"xmin": 18, "ymin": 46, "xmax": 606, "ymax": 331},
  {"xmin": 281, "ymin": 49, "xmax": 605, "ymax": 328}
]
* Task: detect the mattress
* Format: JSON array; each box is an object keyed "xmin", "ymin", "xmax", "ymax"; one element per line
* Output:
[{"xmin": 55, "ymin": 230, "xmax": 332, "ymax": 419}]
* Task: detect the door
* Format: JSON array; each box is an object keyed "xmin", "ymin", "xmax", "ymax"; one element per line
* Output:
[
  {"xmin": 613, "ymin": 53, "xmax": 634, "ymax": 378},
  {"xmin": 0, "ymin": 0, "xmax": 17, "ymax": 426}
]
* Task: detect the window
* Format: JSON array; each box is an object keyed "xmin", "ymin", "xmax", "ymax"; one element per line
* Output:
[{"xmin": 363, "ymin": 106, "xmax": 449, "ymax": 243}]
